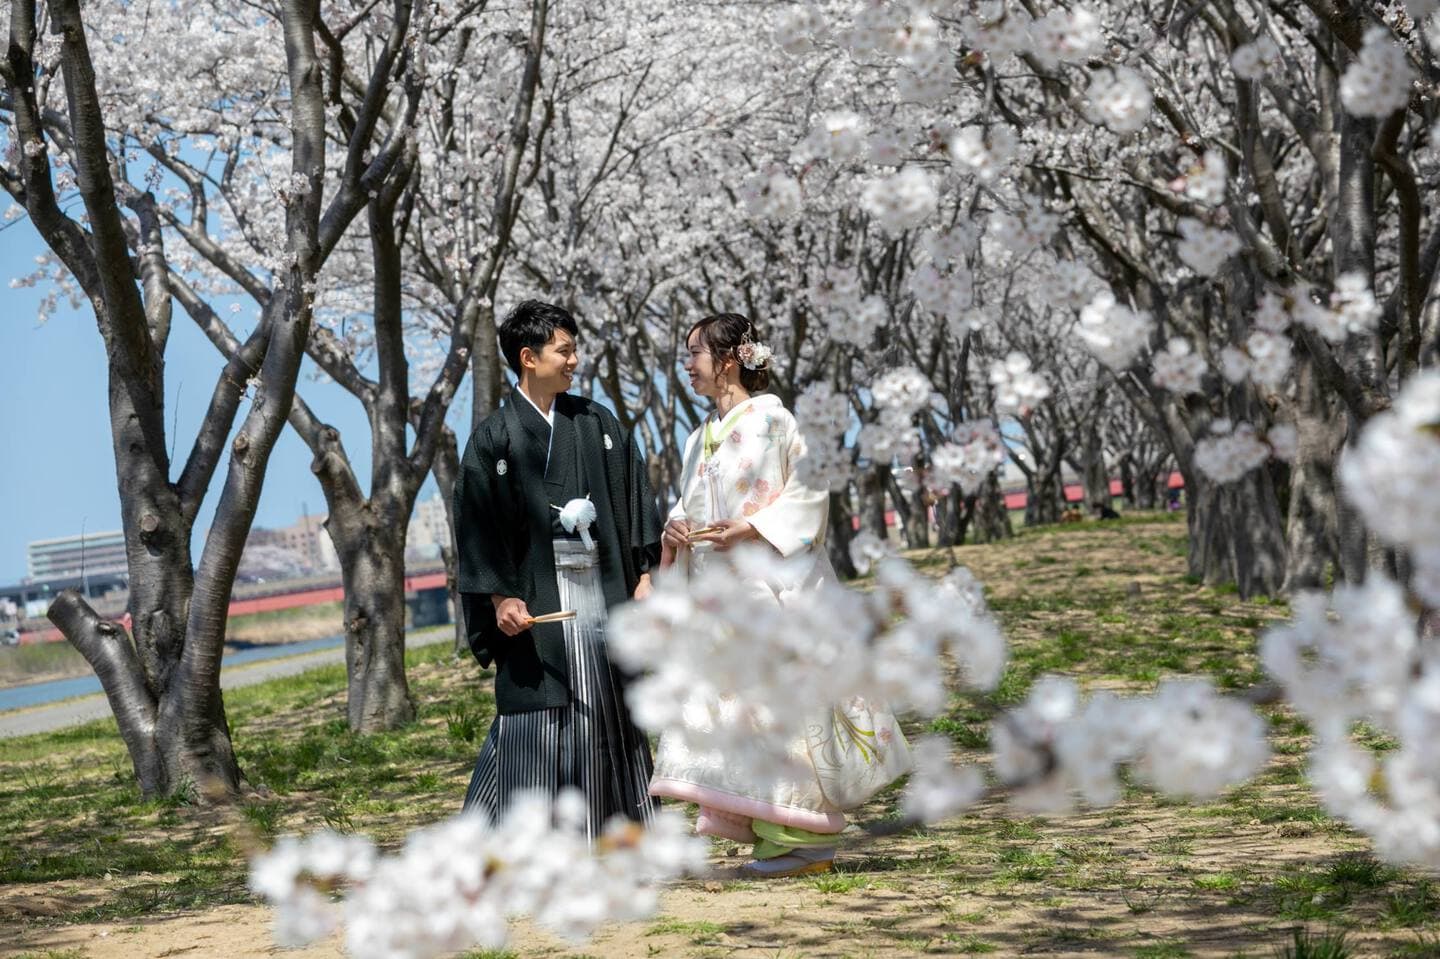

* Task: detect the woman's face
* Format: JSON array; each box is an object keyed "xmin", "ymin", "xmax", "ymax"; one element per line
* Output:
[{"xmin": 683, "ymin": 329, "xmax": 731, "ymax": 399}]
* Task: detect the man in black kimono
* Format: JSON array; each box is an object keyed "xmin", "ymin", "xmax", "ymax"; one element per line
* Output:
[{"xmin": 455, "ymin": 300, "xmax": 663, "ymax": 837}]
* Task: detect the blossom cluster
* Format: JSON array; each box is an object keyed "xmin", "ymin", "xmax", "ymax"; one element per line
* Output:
[
  {"xmin": 1150, "ymin": 338, "xmax": 1207, "ymax": 395},
  {"xmin": 982, "ymin": 675, "xmax": 1269, "ymax": 812},
  {"xmin": 1253, "ymin": 373, "xmax": 1440, "ymax": 869},
  {"xmin": 1086, "ymin": 66, "xmax": 1153, "ymax": 134},
  {"xmin": 1076, "ymin": 290, "xmax": 1154, "ymax": 370},
  {"xmin": 990, "ymin": 352, "xmax": 1051, "ymax": 415},
  {"xmin": 742, "ymin": 168, "xmax": 804, "ymax": 219},
  {"xmin": 989, "ymin": 198, "xmax": 1062, "ymax": 257},
  {"xmin": 1339, "ymin": 27, "xmax": 1414, "ymax": 117},
  {"xmin": 1220, "ymin": 329, "xmax": 1292, "ymax": 390},
  {"xmin": 911, "ymin": 261, "xmax": 973, "ymax": 319},
  {"xmin": 861, "ymin": 167, "xmax": 939, "ymax": 234},
  {"xmin": 1336, "ymin": 371, "xmax": 1440, "ymax": 603},
  {"xmin": 949, "ymin": 125, "xmax": 1017, "ymax": 181},
  {"xmin": 1193, "ymin": 420, "xmax": 1296, "ymax": 483},
  {"xmin": 1231, "ymin": 35, "xmax": 1281, "ymax": 79},
  {"xmin": 1180, "ymin": 149, "xmax": 1228, "ymax": 207},
  {"xmin": 793, "ymin": 381, "xmax": 854, "ymax": 492},
  {"xmin": 957, "ymin": 4, "xmax": 1104, "ymax": 67},
  {"xmin": 928, "ymin": 419, "xmax": 1008, "ymax": 496},
  {"xmin": 609, "ymin": 545, "xmax": 1009, "ymax": 768},
  {"xmin": 249, "ymin": 791, "xmax": 707, "ymax": 958},
  {"xmin": 1176, "ymin": 218, "xmax": 1241, "ymax": 277}
]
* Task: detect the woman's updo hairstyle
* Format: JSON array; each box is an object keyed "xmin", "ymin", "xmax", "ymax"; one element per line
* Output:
[{"xmin": 688, "ymin": 312, "xmax": 771, "ymax": 392}]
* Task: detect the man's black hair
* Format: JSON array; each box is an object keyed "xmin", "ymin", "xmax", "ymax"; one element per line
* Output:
[{"xmin": 498, "ymin": 300, "xmax": 580, "ymax": 375}]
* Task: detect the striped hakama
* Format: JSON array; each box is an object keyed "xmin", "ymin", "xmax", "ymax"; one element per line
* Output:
[{"xmin": 464, "ymin": 538, "xmax": 656, "ymax": 840}]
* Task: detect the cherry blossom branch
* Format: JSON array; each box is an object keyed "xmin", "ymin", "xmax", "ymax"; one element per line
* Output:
[
  {"xmin": 51, "ymin": 0, "xmax": 169, "ymax": 468},
  {"xmin": 169, "ymin": 273, "xmax": 270, "ymax": 526},
  {"xmin": 2, "ymin": 0, "xmax": 101, "ymax": 304}
]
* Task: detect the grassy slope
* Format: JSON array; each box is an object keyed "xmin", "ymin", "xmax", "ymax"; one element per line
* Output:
[
  {"xmin": 0, "ymin": 602, "xmax": 349, "ymax": 686},
  {"xmin": 2, "ymin": 517, "xmax": 1432, "ymax": 958}
]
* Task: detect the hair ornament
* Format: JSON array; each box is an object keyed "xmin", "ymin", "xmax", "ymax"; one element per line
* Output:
[{"xmin": 735, "ymin": 329, "xmax": 773, "ymax": 371}]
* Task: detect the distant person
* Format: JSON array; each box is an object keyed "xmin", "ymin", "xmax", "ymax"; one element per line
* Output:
[
  {"xmin": 1166, "ymin": 487, "xmax": 1182, "ymax": 511},
  {"xmin": 1060, "ymin": 506, "xmax": 1084, "ymax": 524},
  {"xmin": 453, "ymin": 300, "xmax": 662, "ymax": 840},
  {"xmin": 1092, "ymin": 501, "xmax": 1121, "ymax": 520}
]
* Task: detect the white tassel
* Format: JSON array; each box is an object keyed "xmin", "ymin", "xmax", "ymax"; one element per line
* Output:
[{"xmin": 558, "ymin": 496, "xmax": 598, "ymax": 550}]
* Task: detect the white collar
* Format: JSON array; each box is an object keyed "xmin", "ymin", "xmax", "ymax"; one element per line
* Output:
[{"xmin": 516, "ymin": 384, "xmax": 555, "ymax": 427}]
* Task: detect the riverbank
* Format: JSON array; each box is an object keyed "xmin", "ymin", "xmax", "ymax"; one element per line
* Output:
[{"xmin": 0, "ymin": 602, "xmax": 348, "ymax": 688}]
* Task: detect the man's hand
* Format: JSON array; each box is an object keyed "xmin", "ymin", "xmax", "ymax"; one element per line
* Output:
[
  {"xmin": 660, "ymin": 518, "xmax": 690, "ymax": 556},
  {"xmin": 690, "ymin": 517, "xmax": 759, "ymax": 552},
  {"xmin": 491, "ymin": 595, "xmax": 532, "ymax": 637},
  {"xmin": 633, "ymin": 572, "xmax": 654, "ymax": 601}
]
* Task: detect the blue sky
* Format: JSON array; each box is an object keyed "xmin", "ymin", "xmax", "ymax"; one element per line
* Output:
[{"xmin": 0, "ymin": 220, "xmax": 446, "ymax": 586}]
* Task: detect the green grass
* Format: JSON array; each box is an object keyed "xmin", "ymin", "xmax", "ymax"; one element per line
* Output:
[
  {"xmin": 1134, "ymin": 941, "xmax": 1192, "ymax": 959},
  {"xmin": 0, "ymin": 639, "xmax": 88, "ymax": 684},
  {"xmin": 810, "ymin": 872, "xmax": 870, "ymax": 894},
  {"xmin": 228, "ymin": 600, "xmax": 344, "ymax": 628},
  {"xmin": 645, "ymin": 917, "xmax": 725, "ymax": 943},
  {"xmin": 1, "ymin": 517, "xmax": 1433, "ymax": 956},
  {"xmin": 0, "ymin": 633, "xmax": 479, "ymax": 921},
  {"xmin": 1272, "ymin": 928, "xmax": 1350, "ymax": 959}
]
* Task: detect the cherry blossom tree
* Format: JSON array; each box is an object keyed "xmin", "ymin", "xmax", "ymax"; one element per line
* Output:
[
  {"xmin": 1, "ymin": 0, "xmax": 417, "ymax": 794},
  {"xmin": 231, "ymin": 3, "xmax": 1440, "ymax": 952}
]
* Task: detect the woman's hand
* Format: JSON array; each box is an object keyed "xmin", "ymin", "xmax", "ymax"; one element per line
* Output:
[
  {"xmin": 660, "ymin": 518, "xmax": 690, "ymax": 555},
  {"xmin": 690, "ymin": 517, "xmax": 758, "ymax": 552}
]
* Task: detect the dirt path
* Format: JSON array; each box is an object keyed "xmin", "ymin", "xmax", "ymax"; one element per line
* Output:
[{"xmin": 2, "ymin": 804, "xmax": 1409, "ymax": 958}]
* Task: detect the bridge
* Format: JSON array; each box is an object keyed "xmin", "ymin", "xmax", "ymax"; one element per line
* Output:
[{"xmin": 7, "ymin": 561, "xmax": 452, "ymax": 645}]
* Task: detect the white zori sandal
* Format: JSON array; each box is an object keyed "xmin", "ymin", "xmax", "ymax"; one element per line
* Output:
[{"xmin": 740, "ymin": 846, "xmax": 836, "ymax": 878}]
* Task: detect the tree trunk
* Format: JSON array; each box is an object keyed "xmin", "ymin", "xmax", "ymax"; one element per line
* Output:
[
  {"xmin": 974, "ymin": 471, "xmax": 1014, "ymax": 543},
  {"xmin": 935, "ymin": 490, "xmax": 961, "ymax": 548},
  {"xmin": 903, "ymin": 486, "xmax": 930, "ymax": 550},
  {"xmin": 428, "ymin": 427, "xmax": 468, "ymax": 657},
  {"xmin": 1283, "ymin": 361, "xmax": 1343, "ymax": 591},
  {"xmin": 1077, "ymin": 425, "xmax": 1110, "ymax": 509},
  {"xmin": 827, "ymin": 489, "xmax": 859, "ymax": 579},
  {"xmin": 861, "ymin": 466, "xmax": 889, "ymax": 540},
  {"xmin": 332, "ymin": 518, "xmax": 417, "ymax": 731},
  {"xmin": 1026, "ymin": 468, "xmax": 1064, "ymax": 525},
  {"xmin": 1118, "ymin": 454, "xmax": 1137, "ymax": 508},
  {"xmin": 1184, "ymin": 467, "xmax": 1286, "ymax": 598},
  {"xmin": 27, "ymin": 0, "xmax": 357, "ymax": 799},
  {"xmin": 1136, "ymin": 469, "xmax": 1159, "ymax": 510}
]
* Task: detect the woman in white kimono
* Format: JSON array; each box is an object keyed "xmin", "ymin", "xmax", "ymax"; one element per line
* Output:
[{"xmin": 650, "ymin": 313, "xmax": 909, "ymax": 878}]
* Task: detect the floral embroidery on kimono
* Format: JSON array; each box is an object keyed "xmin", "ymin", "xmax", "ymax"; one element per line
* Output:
[{"xmin": 667, "ymin": 394, "xmax": 827, "ymax": 561}]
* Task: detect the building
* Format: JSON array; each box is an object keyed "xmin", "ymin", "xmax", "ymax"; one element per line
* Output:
[
  {"xmin": 246, "ymin": 513, "xmax": 339, "ymax": 572},
  {"xmin": 27, "ymin": 529, "xmax": 128, "ymax": 581},
  {"xmin": 406, "ymin": 495, "xmax": 452, "ymax": 561}
]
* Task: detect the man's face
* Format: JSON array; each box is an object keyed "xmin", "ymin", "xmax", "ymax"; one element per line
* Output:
[{"xmin": 522, "ymin": 328, "xmax": 579, "ymax": 392}]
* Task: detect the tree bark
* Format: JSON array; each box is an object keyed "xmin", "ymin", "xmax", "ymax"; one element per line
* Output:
[
  {"xmin": 861, "ymin": 466, "xmax": 889, "ymax": 540},
  {"xmin": 973, "ymin": 472, "xmax": 1014, "ymax": 543},
  {"xmin": 333, "ymin": 518, "xmax": 417, "ymax": 730},
  {"xmin": 427, "ymin": 427, "xmax": 468, "ymax": 657},
  {"xmin": 903, "ymin": 486, "xmax": 930, "ymax": 550},
  {"xmin": 827, "ymin": 489, "xmax": 859, "ymax": 579},
  {"xmin": 1184, "ymin": 466, "xmax": 1287, "ymax": 598},
  {"xmin": 1283, "ymin": 360, "xmax": 1343, "ymax": 591},
  {"xmin": 935, "ymin": 490, "xmax": 960, "ymax": 548}
]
